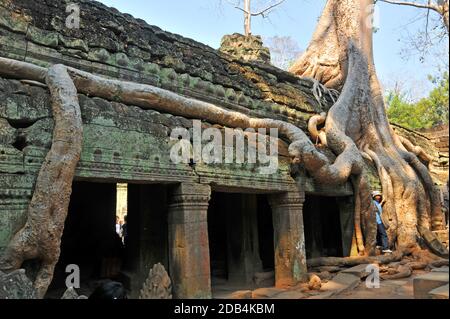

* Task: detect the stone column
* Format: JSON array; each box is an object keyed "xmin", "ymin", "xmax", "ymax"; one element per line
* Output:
[
  {"xmin": 269, "ymin": 190, "xmax": 307, "ymax": 287},
  {"xmin": 168, "ymin": 183, "xmax": 212, "ymax": 299}
]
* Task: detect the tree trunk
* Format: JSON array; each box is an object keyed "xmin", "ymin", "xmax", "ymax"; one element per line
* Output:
[
  {"xmin": 244, "ymin": 0, "xmax": 252, "ymax": 36},
  {"xmin": 442, "ymin": 1, "xmax": 449, "ymax": 33},
  {"xmin": 290, "ymin": 0, "xmax": 445, "ymax": 249}
]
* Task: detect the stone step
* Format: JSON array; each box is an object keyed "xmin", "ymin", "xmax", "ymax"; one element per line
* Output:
[
  {"xmin": 428, "ymin": 284, "xmax": 449, "ymax": 299},
  {"xmin": 230, "ymin": 290, "xmax": 253, "ymax": 299},
  {"xmin": 341, "ymin": 264, "xmax": 371, "ymax": 278},
  {"xmin": 413, "ymin": 272, "xmax": 449, "ymax": 299},
  {"xmin": 251, "ymin": 287, "xmax": 286, "ymax": 299},
  {"xmin": 310, "ymin": 273, "xmax": 361, "ymax": 299},
  {"xmin": 272, "ymin": 290, "xmax": 307, "ymax": 299},
  {"xmin": 431, "ymin": 266, "xmax": 449, "ymax": 273}
]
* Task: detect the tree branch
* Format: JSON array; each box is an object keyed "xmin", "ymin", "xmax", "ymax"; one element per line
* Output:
[
  {"xmin": 377, "ymin": 0, "xmax": 440, "ymax": 13},
  {"xmin": 223, "ymin": 0, "xmax": 250, "ymax": 14},
  {"xmin": 251, "ymin": 0, "xmax": 286, "ymax": 16}
]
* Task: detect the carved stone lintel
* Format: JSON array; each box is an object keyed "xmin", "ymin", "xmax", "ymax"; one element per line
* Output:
[
  {"xmin": 168, "ymin": 183, "xmax": 211, "ymax": 219},
  {"xmin": 269, "ymin": 190, "xmax": 305, "ymax": 209}
]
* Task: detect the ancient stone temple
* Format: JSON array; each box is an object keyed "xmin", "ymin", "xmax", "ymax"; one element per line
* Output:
[{"xmin": 0, "ymin": 0, "xmax": 447, "ymax": 299}]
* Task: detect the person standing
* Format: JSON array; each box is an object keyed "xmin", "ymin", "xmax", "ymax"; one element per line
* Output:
[
  {"xmin": 373, "ymin": 191, "xmax": 392, "ymax": 254},
  {"xmin": 115, "ymin": 216, "xmax": 121, "ymax": 236},
  {"xmin": 121, "ymin": 215, "xmax": 128, "ymax": 247}
]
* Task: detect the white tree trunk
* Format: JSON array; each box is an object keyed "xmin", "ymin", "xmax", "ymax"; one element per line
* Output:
[{"xmin": 244, "ymin": 0, "xmax": 252, "ymax": 36}]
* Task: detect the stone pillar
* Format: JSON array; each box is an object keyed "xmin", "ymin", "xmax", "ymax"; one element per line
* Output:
[
  {"xmin": 168, "ymin": 183, "xmax": 212, "ymax": 299},
  {"xmin": 269, "ymin": 190, "xmax": 307, "ymax": 287}
]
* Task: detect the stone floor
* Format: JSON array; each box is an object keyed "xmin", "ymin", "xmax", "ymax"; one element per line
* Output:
[
  {"xmin": 332, "ymin": 275, "xmax": 417, "ymax": 299},
  {"xmin": 212, "ymin": 268, "xmax": 449, "ymax": 299}
]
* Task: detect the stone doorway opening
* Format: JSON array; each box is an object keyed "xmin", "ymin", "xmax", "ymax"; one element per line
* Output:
[
  {"xmin": 46, "ymin": 182, "xmax": 171, "ymax": 298},
  {"xmin": 208, "ymin": 191, "xmax": 275, "ymax": 296},
  {"xmin": 124, "ymin": 184, "xmax": 169, "ymax": 296},
  {"xmin": 46, "ymin": 181, "xmax": 121, "ymax": 298},
  {"xmin": 303, "ymin": 194, "xmax": 354, "ymax": 258}
]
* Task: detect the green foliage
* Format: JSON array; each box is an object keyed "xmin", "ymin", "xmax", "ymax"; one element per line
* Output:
[{"xmin": 386, "ymin": 72, "xmax": 449, "ymax": 129}]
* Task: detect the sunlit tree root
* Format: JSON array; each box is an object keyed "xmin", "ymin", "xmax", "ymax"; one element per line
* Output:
[
  {"xmin": 308, "ymin": 246, "xmax": 447, "ymax": 270},
  {"xmin": 0, "ymin": 64, "xmax": 83, "ymax": 298},
  {"xmin": 290, "ymin": 0, "xmax": 445, "ymax": 250},
  {"xmin": 307, "ymin": 247, "xmax": 415, "ymax": 268},
  {"xmin": 398, "ymin": 136, "xmax": 433, "ymax": 166},
  {"xmin": 308, "ymin": 113, "xmax": 327, "ymax": 145}
]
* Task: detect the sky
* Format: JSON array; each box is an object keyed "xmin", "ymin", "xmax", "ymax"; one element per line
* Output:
[{"xmin": 96, "ymin": 0, "xmax": 448, "ymax": 100}]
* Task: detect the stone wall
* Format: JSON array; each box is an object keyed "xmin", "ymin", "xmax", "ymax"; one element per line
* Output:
[
  {"xmin": 0, "ymin": 0, "xmax": 362, "ymax": 252},
  {"xmin": 393, "ymin": 124, "xmax": 449, "ymax": 185},
  {"xmin": 0, "ymin": 0, "xmax": 335, "ymax": 133},
  {"xmin": 0, "ymin": 75, "xmax": 303, "ymax": 250},
  {"xmin": 418, "ymin": 125, "xmax": 449, "ymax": 173}
]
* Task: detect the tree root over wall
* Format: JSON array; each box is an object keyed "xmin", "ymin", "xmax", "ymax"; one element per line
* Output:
[
  {"xmin": 0, "ymin": 50, "xmax": 376, "ymax": 296},
  {"xmin": 0, "ymin": 63, "xmax": 82, "ymax": 298}
]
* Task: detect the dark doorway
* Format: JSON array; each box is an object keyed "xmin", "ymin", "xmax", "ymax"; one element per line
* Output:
[
  {"xmin": 208, "ymin": 192, "xmax": 274, "ymax": 292},
  {"xmin": 257, "ymin": 195, "xmax": 275, "ymax": 271},
  {"xmin": 125, "ymin": 183, "xmax": 169, "ymax": 293},
  {"xmin": 303, "ymin": 195, "xmax": 344, "ymax": 258},
  {"xmin": 47, "ymin": 181, "xmax": 121, "ymax": 298}
]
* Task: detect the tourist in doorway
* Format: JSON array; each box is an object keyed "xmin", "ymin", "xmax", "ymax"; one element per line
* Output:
[
  {"xmin": 373, "ymin": 191, "xmax": 392, "ymax": 254},
  {"xmin": 115, "ymin": 216, "xmax": 121, "ymax": 236},
  {"xmin": 121, "ymin": 215, "xmax": 128, "ymax": 247}
]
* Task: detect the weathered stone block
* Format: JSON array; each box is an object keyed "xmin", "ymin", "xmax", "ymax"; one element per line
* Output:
[
  {"xmin": 26, "ymin": 26, "xmax": 58, "ymax": 48},
  {"xmin": 341, "ymin": 264, "xmax": 371, "ymax": 278},
  {"xmin": 251, "ymin": 287, "xmax": 285, "ymax": 299},
  {"xmin": 230, "ymin": 290, "xmax": 252, "ymax": 299},
  {"xmin": 413, "ymin": 272, "xmax": 449, "ymax": 299},
  {"xmin": 431, "ymin": 266, "xmax": 449, "ymax": 272},
  {"xmin": 0, "ymin": 269, "xmax": 36, "ymax": 299},
  {"xmin": 319, "ymin": 273, "xmax": 361, "ymax": 296},
  {"xmin": 428, "ymin": 284, "xmax": 449, "ymax": 299},
  {"xmin": 220, "ymin": 33, "xmax": 271, "ymax": 64},
  {"xmin": 273, "ymin": 290, "xmax": 307, "ymax": 299}
]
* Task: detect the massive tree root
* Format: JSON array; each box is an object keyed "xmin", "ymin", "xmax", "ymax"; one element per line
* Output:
[
  {"xmin": 307, "ymin": 247, "xmax": 414, "ymax": 268},
  {"xmin": 291, "ymin": 0, "xmax": 445, "ymax": 250},
  {"xmin": 0, "ymin": 47, "xmax": 379, "ymax": 295},
  {"xmin": 0, "ymin": 64, "xmax": 83, "ymax": 298}
]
